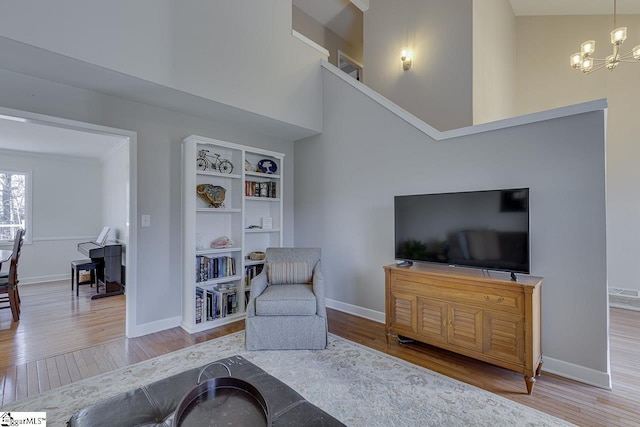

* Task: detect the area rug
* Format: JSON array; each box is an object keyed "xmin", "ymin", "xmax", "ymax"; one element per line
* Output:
[{"xmin": 1, "ymin": 332, "xmax": 572, "ymax": 427}]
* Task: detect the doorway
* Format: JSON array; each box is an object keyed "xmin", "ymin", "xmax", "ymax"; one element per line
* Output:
[{"xmin": 0, "ymin": 106, "xmax": 137, "ymax": 336}]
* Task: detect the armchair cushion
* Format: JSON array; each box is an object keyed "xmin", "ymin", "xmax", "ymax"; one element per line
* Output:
[
  {"xmin": 267, "ymin": 261, "xmax": 312, "ymax": 285},
  {"xmin": 256, "ymin": 284, "xmax": 317, "ymax": 316}
]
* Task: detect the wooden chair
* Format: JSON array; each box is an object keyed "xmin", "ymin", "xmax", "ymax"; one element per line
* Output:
[{"xmin": 0, "ymin": 229, "xmax": 25, "ymax": 322}]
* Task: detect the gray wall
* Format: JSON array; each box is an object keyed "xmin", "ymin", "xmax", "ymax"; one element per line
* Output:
[
  {"xmin": 0, "ymin": 68, "xmax": 295, "ymax": 330},
  {"xmin": 363, "ymin": 0, "xmax": 473, "ymax": 131},
  {"xmin": 0, "ymin": 149, "xmax": 103, "ymax": 283},
  {"xmin": 0, "ymin": 0, "xmax": 325, "ymax": 133},
  {"xmin": 102, "ymin": 143, "xmax": 129, "ymax": 266},
  {"xmin": 294, "ymin": 68, "xmax": 609, "ymax": 386}
]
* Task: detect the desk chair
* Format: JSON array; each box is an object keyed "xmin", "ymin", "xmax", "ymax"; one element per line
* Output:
[
  {"xmin": 0, "ymin": 229, "xmax": 25, "ymax": 321},
  {"xmin": 71, "ymin": 259, "xmax": 99, "ymax": 297}
]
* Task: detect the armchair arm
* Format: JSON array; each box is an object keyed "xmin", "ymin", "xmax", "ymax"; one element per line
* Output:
[
  {"xmin": 312, "ymin": 263, "xmax": 326, "ymax": 317},
  {"xmin": 246, "ymin": 270, "xmax": 268, "ymax": 317}
]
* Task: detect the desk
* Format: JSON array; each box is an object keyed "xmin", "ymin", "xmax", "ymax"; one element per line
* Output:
[{"xmin": 0, "ymin": 249, "xmax": 11, "ymax": 270}]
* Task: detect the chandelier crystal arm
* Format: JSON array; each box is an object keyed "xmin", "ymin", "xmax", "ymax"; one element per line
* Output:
[
  {"xmin": 580, "ymin": 62, "xmax": 610, "ymax": 75},
  {"xmin": 569, "ymin": 0, "xmax": 639, "ymax": 74}
]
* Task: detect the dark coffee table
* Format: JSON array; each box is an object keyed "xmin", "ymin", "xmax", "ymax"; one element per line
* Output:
[{"xmin": 68, "ymin": 355, "xmax": 345, "ymax": 426}]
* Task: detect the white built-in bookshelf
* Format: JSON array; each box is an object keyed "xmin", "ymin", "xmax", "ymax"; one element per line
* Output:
[{"xmin": 181, "ymin": 135, "xmax": 284, "ymax": 333}]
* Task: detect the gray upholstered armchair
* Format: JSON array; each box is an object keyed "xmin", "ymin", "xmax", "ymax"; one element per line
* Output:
[{"xmin": 245, "ymin": 247, "xmax": 328, "ymax": 350}]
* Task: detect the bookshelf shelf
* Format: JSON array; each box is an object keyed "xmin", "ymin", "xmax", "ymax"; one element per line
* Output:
[
  {"xmin": 182, "ymin": 135, "xmax": 284, "ymax": 334},
  {"xmin": 195, "ymin": 247, "xmax": 242, "ymax": 256},
  {"xmin": 245, "ymin": 197, "xmax": 281, "ymax": 203},
  {"xmin": 245, "ymin": 171, "xmax": 281, "ymax": 179},
  {"xmin": 196, "ymin": 208, "xmax": 242, "ymax": 213},
  {"xmin": 196, "ymin": 275, "xmax": 242, "ymax": 286},
  {"xmin": 197, "ymin": 170, "xmax": 242, "ymax": 180}
]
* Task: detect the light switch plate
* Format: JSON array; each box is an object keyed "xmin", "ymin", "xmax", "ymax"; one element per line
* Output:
[{"xmin": 141, "ymin": 214, "xmax": 151, "ymax": 227}]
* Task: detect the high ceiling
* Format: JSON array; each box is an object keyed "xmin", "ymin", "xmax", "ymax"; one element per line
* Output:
[
  {"xmin": 509, "ymin": 0, "xmax": 640, "ymax": 16},
  {"xmin": 292, "ymin": 0, "xmax": 640, "ymax": 33},
  {"xmin": 293, "ymin": 0, "xmax": 640, "ymax": 46},
  {"xmin": 293, "ymin": 0, "xmax": 362, "ymax": 44}
]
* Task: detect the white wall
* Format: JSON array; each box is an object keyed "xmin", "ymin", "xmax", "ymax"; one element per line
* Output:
[
  {"xmin": 0, "ymin": 0, "xmax": 325, "ymax": 134},
  {"xmin": 102, "ymin": 142, "xmax": 129, "ymax": 268},
  {"xmin": 0, "ymin": 68, "xmax": 296, "ymax": 333},
  {"xmin": 294, "ymin": 68, "xmax": 609, "ymax": 388},
  {"xmin": 363, "ymin": 0, "xmax": 473, "ymax": 131},
  {"xmin": 0, "ymin": 149, "xmax": 102, "ymax": 283},
  {"xmin": 516, "ymin": 15, "xmax": 640, "ymax": 294},
  {"xmin": 472, "ymin": 0, "xmax": 517, "ymax": 124}
]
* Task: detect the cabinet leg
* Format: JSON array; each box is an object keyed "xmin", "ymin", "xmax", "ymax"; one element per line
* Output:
[
  {"xmin": 535, "ymin": 360, "xmax": 543, "ymax": 377},
  {"xmin": 524, "ymin": 375, "xmax": 536, "ymax": 395},
  {"xmin": 386, "ymin": 332, "xmax": 390, "ymax": 345}
]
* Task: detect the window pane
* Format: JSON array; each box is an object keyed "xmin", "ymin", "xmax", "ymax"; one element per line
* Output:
[{"xmin": 0, "ymin": 172, "xmax": 26, "ymax": 241}]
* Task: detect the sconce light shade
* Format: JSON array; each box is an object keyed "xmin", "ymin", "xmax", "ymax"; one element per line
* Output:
[{"xmin": 400, "ymin": 48, "xmax": 412, "ymax": 71}]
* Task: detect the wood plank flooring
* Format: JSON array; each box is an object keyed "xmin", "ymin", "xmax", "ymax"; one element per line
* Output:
[{"xmin": 1, "ymin": 280, "xmax": 639, "ymax": 426}]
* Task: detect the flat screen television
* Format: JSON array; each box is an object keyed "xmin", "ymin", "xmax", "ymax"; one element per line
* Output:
[{"xmin": 394, "ymin": 188, "xmax": 530, "ymax": 273}]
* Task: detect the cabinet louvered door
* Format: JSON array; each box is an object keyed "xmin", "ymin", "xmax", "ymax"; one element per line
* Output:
[
  {"xmin": 390, "ymin": 292, "xmax": 416, "ymax": 334},
  {"xmin": 417, "ymin": 298, "xmax": 447, "ymax": 343},
  {"xmin": 447, "ymin": 303, "xmax": 483, "ymax": 352},
  {"xmin": 483, "ymin": 311, "xmax": 525, "ymax": 364}
]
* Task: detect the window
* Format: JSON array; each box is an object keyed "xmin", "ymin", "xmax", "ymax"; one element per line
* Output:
[{"xmin": 0, "ymin": 170, "xmax": 31, "ymax": 244}]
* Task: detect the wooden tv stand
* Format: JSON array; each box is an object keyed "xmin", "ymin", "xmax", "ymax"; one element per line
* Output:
[{"xmin": 384, "ymin": 263, "xmax": 542, "ymax": 394}]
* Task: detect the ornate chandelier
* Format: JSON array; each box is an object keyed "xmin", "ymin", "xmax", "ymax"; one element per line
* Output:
[{"xmin": 570, "ymin": 0, "xmax": 640, "ymax": 74}]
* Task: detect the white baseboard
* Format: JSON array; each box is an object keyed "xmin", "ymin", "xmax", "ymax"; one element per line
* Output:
[
  {"xmin": 19, "ymin": 274, "xmax": 69, "ymax": 285},
  {"xmin": 128, "ymin": 316, "xmax": 182, "ymax": 338},
  {"xmin": 326, "ymin": 298, "xmax": 613, "ymax": 390},
  {"xmin": 326, "ymin": 298, "xmax": 385, "ymax": 324},
  {"xmin": 536, "ymin": 356, "xmax": 611, "ymax": 390}
]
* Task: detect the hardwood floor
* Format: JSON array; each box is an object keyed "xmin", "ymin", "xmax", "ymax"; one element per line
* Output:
[{"xmin": 1, "ymin": 280, "xmax": 639, "ymax": 426}]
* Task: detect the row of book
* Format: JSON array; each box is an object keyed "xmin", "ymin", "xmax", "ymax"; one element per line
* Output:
[
  {"xmin": 195, "ymin": 283, "xmax": 238, "ymax": 323},
  {"xmin": 196, "ymin": 255, "xmax": 236, "ymax": 283},
  {"xmin": 244, "ymin": 264, "xmax": 264, "ymax": 288},
  {"xmin": 245, "ymin": 181, "xmax": 277, "ymax": 198}
]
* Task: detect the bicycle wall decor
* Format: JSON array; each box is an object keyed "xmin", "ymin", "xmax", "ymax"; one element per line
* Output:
[{"xmin": 197, "ymin": 149, "xmax": 234, "ymax": 173}]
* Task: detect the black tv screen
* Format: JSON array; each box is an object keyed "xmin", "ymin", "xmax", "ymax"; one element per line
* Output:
[{"xmin": 394, "ymin": 188, "xmax": 530, "ymax": 273}]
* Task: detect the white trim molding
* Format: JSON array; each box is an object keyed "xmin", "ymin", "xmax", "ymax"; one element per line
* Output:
[
  {"xmin": 31, "ymin": 235, "xmax": 95, "ymax": 242},
  {"xmin": 129, "ymin": 316, "xmax": 182, "ymax": 338},
  {"xmin": 19, "ymin": 274, "xmax": 69, "ymax": 285},
  {"xmin": 542, "ymin": 356, "xmax": 612, "ymax": 390},
  {"xmin": 292, "ymin": 30, "xmax": 330, "ymax": 57},
  {"xmin": 321, "ymin": 60, "xmax": 608, "ymax": 141},
  {"xmin": 325, "ymin": 297, "xmax": 613, "ymax": 390},
  {"xmin": 326, "ymin": 298, "xmax": 385, "ymax": 324}
]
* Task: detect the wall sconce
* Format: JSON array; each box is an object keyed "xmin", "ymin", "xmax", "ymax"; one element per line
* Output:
[{"xmin": 400, "ymin": 49, "xmax": 412, "ymax": 70}]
